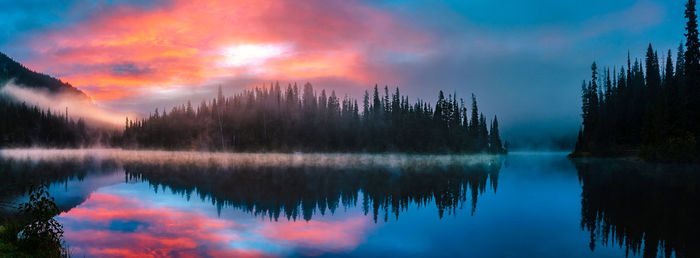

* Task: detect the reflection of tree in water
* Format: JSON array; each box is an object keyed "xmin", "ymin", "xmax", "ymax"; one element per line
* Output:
[
  {"xmin": 575, "ymin": 160, "xmax": 700, "ymax": 258},
  {"xmin": 124, "ymin": 161, "xmax": 501, "ymax": 222},
  {"xmin": 0, "ymin": 184, "xmax": 69, "ymax": 257},
  {"xmin": 0, "ymin": 158, "xmax": 118, "ymax": 215}
]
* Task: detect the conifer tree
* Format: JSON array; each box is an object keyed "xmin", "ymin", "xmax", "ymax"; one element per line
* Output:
[
  {"xmin": 574, "ymin": 0, "xmax": 700, "ymax": 161},
  {"xmin": 489, "ymin": 116, "xmax": 504, "ymax": 153},
  {"xmin": 117, "ymin": 84, "xmax": 503, "ymax": 154}
]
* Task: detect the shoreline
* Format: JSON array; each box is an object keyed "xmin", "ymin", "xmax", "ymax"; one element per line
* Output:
[{"xmin": 568, "ymin": 151, "xmax": 700, "ymax": 165}]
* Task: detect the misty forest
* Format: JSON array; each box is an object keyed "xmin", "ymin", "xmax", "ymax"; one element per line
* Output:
[
  {"xmin": 123, "ymin": 84, "xmax": 506, "ymax": 153},
  {"xmin": 1, "ymin": 51, "xmax": 506, "ymax": 153}
]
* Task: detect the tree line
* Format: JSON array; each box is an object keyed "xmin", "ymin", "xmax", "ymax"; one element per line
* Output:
[
  {"xmin": 0, "ymin": 96, "xmax": 115, "ymax": 147},
  {"xmin": 574, "ymin": 0, "xmax": 700, "ymax": 161},
  {"xmin": 1, "ymin": 52, "xmax": 117, "ymax": 148},
  {"xmin": 122, "ymin": 83, "xmax": 506, "ymax": 153}
]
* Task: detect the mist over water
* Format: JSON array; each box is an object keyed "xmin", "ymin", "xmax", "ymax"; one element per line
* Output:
[
  {"xmin": 2, "ymin": 150, "xmax": 697, "ymax": 257},
  {"xmin": 0, "ymin": 148, "xmax": 503, "ymax": 168}
]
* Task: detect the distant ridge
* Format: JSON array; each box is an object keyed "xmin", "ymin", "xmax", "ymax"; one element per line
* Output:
[{"xmin": 0, "ymin": 52, "xmax": 88, "ymax": 99}]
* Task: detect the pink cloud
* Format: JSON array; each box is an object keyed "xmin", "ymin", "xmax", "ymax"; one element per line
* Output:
[
  {"xmin": 58, "ymin": 191, "xmax": 375, "ymax": 257},
  {"xmin": 21, "ymin": 0, "xmax": 432, "ymax": 102},
  {"xmin": 59, "ymin": 193, "xmax": 263, "ymax": 257},
  {"xmin": 258, "ymin": 217, "xmax": 372, "ymax": 254}
]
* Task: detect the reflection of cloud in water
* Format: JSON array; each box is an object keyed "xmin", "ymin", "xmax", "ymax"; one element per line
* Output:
[
  {"xmin": 58, "ymin": 184, "xmax": 374, "ymax": 257},
  {"xmin": 2, "ymin": 148, "xmax": 500, "ymax": 256},
  {"xmin": 0, "ymin": 148, "xmax": 501, "ymax": 168},
  {"xmin": 257, "ymin": 217, "xmax": 369, "ymax": 256}
]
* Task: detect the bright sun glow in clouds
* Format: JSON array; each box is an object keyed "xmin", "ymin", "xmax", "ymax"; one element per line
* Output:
[
  {"xmin": 221, "ymin": 43, "xmax": 291, "ymax": 68},
  {"xmin": 9, "ymin": 0, "xmax": 430, "ymax": 103}
]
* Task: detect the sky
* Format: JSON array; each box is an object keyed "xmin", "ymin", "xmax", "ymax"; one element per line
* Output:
[{"xmin": 0, "ymin": 0, "xmax": 689, "ymax": 147}]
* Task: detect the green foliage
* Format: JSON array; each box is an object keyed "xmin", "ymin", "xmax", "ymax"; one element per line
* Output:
[{"xmin": 0, "ymin": 184, "xmax": 69, "ymax": 258}]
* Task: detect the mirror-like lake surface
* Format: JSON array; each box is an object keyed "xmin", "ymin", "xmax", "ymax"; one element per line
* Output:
[{"xmin": 1, "ymin": 149, "xmax": 698, "ymax": 257}]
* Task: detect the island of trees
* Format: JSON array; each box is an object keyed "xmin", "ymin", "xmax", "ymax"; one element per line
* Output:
[
  {"xmin": 1, "ymin": 50, "xmax": 506, "ymax": 153},
  {"xmin": 573, "ymin": 0, "xmax": 700, "ymax": 162},
  {"xmin": 123, "ymin": 84, "xmax": 507, "ymax": 153}
]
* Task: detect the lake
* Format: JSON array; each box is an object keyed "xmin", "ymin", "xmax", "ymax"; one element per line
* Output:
[{"xmin": 1, "ymin": 149, "xmax": 698, "ymax": 257}]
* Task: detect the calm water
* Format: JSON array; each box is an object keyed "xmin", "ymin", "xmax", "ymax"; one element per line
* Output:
[{"xmin": 1, "ymin": 149, "xmax": 698, "ymax": 257}]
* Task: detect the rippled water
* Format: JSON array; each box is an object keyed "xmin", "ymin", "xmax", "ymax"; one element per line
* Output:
[{"xmin": 1, "ymin": 149, "xmax": 698, "ymax": 257}]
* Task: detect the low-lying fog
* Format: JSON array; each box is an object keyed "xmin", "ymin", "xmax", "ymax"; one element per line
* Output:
[
  {"xmin": 1, "ymin": 82, "xmax": 135, "ymax": 128},
  {"xmin": 0, "ymin": 148, "xmax": 502, "ymax": 168}
]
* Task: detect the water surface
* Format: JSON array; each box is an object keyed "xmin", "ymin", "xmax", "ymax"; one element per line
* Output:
[{"xmin": 1, "ymin": 149, "xmax": 698, "ymax": 257}]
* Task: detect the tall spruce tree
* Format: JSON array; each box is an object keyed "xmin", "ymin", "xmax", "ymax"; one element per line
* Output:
[
  {"xmin": 489, "ymin": 116, "xmax": 504, "ymax": 153},
  {"xmin": 688, "ymin": 0, "xmax": 700, "ymax": 145}
]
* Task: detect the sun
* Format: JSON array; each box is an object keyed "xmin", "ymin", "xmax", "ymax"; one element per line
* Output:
[{"xmin": 221, "ymin": 43, "xmax": 291, "ymax": 68}]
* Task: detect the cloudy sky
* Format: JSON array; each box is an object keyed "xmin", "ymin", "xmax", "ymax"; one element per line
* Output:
[{"xmin": 0, "ymin": 0, "xmax": 688, "ymax": 146}]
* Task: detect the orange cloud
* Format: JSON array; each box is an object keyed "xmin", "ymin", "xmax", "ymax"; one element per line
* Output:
[
  {"xmin": 59, "ymin": 193, "xmax": 260, "ymax": 257},
  {"xmin": 23, "ymin": 0, "xmax": 431, "ymax": 102}
]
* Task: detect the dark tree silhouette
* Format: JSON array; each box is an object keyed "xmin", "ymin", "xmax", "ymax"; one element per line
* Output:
[
  {"xmin": 573, "ymin": 0, "xmax": 700, "ymax": 162},
  {"xmin": 121, "ymin": 83, "xmax": 507, "ymax": 154},
  {"xmin": 0, "ymin": 96, "xmax": 116, "ymax": 147},
  {"xmin": 575, "ymin": 159, "xmax": 700, "ymax": 258},
  {"xmin": 123, "ymin": 158, "xmax": 502, "ymax": 221}
]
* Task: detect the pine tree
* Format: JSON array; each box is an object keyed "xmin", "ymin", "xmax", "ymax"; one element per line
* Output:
[
  {"xmin": 469, "ymin": 94, "xmax": 479, "ymax": 136},
  {"xmin": 372, "ymin": 85, "xmax": 381, "ymax": 119},
  {"xmin": 687, "ymin": 0, "xmax": 700, "ymax": 145},
  {"xmin": 665, "ymin": 49, "xmax": 675, "ymax": 84},
  {"xmin": 645, "ymin": 44, "xmax": 661, "ymax": 89},
  {"xmin": 479, "ymin": 113, "xmax": 488, "ymax": 151},
  {"xmin": 489, "ymin": 116, "xmax": 504, "ymax": 153}
]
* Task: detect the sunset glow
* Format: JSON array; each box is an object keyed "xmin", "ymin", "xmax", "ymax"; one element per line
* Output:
[
  {"xmin": 221, "ymin": 44, "xmax": 291, "ymax": 68},
  {"xmin": 57, "ymin": 183, "xmax": 374, "ymax": 257},
  {"xmin": 2, "ymin": 1, "xmax": 698, "ymax": 257},
  {"xmin": 11, "ymin": 0, "xmax": 429, "ymax": 103}
]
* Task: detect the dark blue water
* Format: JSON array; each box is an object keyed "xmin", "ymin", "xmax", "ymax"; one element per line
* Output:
[{"xmin": 1, "ymin": 150, "xmax": 698, "ymax": 257}]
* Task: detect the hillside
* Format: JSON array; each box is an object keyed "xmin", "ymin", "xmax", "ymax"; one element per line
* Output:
[{"xmin": 0, "ymin": 52, "xmax": 88, "ymax": 99}]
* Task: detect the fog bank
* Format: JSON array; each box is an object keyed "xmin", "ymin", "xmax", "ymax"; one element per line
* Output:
[
  {"xmin": 0, "ymin": 148, "xmax": 503, "ymax": 169},
  {"xmin": 1, "ymin": 82, "xmax": 135, "ymax": 128}
]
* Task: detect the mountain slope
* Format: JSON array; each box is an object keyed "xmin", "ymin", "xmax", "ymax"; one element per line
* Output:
[
  {"xmin": 0, "ymin": 52, "xmax": 130, "ymax": 130},
  {"xmin": 0, "ymin": 52, "xmax": 88, "ymax": 99}
]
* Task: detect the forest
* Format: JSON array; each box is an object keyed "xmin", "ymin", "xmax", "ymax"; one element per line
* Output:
[
  {"xmin": 1, "ymin": 52, "xmax": 118, "ymax": 148},
  {"xmin": 574, "ymin": 0, "xmax": 700, "ymax": 162},
  {"xmin": 0, "ymin": 96, "xmax": 116, "ymax": 147},
  {"xmin": 122, "ymin": 84, "xmax": 506, "ymax": 153}
]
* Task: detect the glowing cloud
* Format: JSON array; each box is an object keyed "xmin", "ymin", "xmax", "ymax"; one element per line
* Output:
[
  {"xmin": 57, "ymin": 185, "xmax": 376, "ymax": 257},
  {"xmin": 59, "ymin": 193, "xmax": 261, "ymax": 257},
  {"xmin": 221, "ymin": 43, "xmax": 291, "ymax": 68},
  {"xmin": 17, "ymin": 0, "xmax": 431, "ymax": 104}
]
